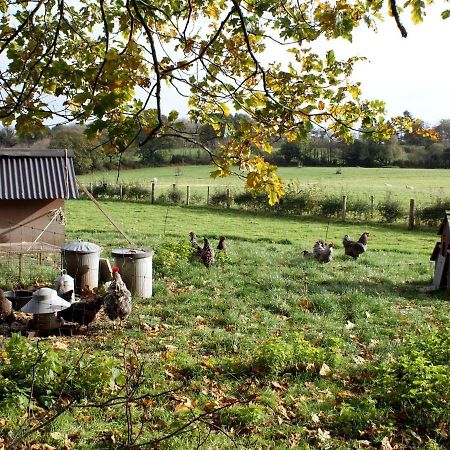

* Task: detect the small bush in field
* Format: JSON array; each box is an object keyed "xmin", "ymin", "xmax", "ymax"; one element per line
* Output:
[
  {"xmin": 210, "ymin": 190, "xmax": 230, "ymax": 207},
  {"xmin": 373, "ymin": 327, "xmax": 450, "ymax": 429},
  {"xmin": 348, "ymin": 197, "xmax": 371, "ymax": 218},
  {"xmin": 320, "ymin": 196, "xmax": 342, "ymax": 218},
  {"xmin": 126, "ymin": 184, "xmax": 149, "ymax": 200},
  {"xmin": 281, "ymin": 186, "xmax": 320, "ymax": 215},
  {"xmin": 234, "ymin": 191, "xmax": 267, "ymax": 209},
  {"xmin": 0, "ymin": 334, "xmax": 120, "ymax": 411},
  {"xmin": 418, "ymin": 199, "xmax": 450, "ymax": 226},
  {"xmin": 377, "ymin": 196, "xmax": 405, "ymax": 222},
  {"xmin": 167, "ymin": 187, "xmax": 183, "ymax": 204}
]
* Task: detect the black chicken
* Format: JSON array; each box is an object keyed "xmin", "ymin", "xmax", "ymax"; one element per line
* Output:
[
  {"xmin": 201, "ymin": 238, "xmax": 215, "ymax": 267},
  {"xmin": 217, "ymin": 236, "xmax": 227, "ymax": 253},
  {"xmin": 189, "ymin": 231, "xmax": 203, "ymax": 256},
  {"xmin": 343, "ymin": 232, "xmax": 370, "ymax": 259},
  {"xmin": 0, "ymin": 289, "xmax": 15, "ymax": 325},
  {"xmin": 104, "ymin": 267, "xmax": 132, "ymax": 326},
  {"xmin": 58, "ymin": 291, "xmax": 104, "ymax": 328}
]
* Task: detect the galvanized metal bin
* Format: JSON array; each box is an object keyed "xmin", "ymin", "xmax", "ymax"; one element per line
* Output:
[
  {"xmin": 111, "ymin": 248, "xmax": 153, "ymax": 298},
  {"xmin": 61, "ymin": 241, "xmax": 101, "ymax": 294}
]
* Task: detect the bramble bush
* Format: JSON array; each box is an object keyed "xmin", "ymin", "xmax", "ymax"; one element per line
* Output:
[
  {"xmin": 377, "ymin": 196, "xmax": 406, "ymax": 223},
  {"xmin": 373, "ymin": 327, "xmax": 450, "ymax": 430},
  {"xmin": 0, "ymin": 334, "xmax": 120, "ymax": 411}
]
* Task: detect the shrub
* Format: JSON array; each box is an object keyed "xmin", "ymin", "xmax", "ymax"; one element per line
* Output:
[
  {"xmin": 348, "ymin": 197, "xmax": 371, "ymax": 218},
  {"xmin": 167, "ymin": 187, "xmax": 183, "ymax": 204},
  {"xmin": 281, "ymin": 185, "xmax": 320, "ymax": 215},
  {"xmin": 0, "ymin": 334, "xmax": 120, "ymax": 410},
  {"xmin": 418, "ymin": 199, "xmax": 450, "ymax": 226},
  {"xmin": 320, "ymin": 196, "xmax": 343, "ymax": 218},
  {"xmin": 126, "ymin": 184, "xmax": 149, "ymax": 200},
  {"xmin": 374, "ymin": 327, "xmax": 450, "ymax": 430},
  {"xmin": 377, "ymin": 196, "xmax": 405, "ymax": 222},
  {"xmin": 234, "ymin": 191, "xmax": 267, "ymax": 210},
  {"xmin": 210, "ymin": 190, "xmax": 230, "ymax": 207}
]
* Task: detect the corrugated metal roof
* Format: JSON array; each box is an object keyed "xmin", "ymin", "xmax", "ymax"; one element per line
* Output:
[{"xmin": 0, "ymin": 149, "xmax": 79, "ymax": 200}]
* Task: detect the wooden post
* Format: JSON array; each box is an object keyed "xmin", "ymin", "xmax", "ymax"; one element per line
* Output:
[
  {"xmin": 151, "ymin": 182, "xmax": 155, "ymax": 204},
  {"xmin": 370, "ymin": 195, "xmax": 374, "ymax": 218},
  {"xmin": 18, "ymin": 253, "xmax": 23, "ymax": 281},
  {"xmin": 120, "ymin": 184, "xmax": 123, "ymax": 199},
  {"xmin": 226, "ymin": 188, "xmax": 231, "ymax": 209},
  {"xmin": 186, "ymin": 185, "xmax": 190, "ymax": 206},
  {"xmin": 207, "ymin": 186, "xmax": 210, "ymax": 205},
  {"xmin": 89, "ymin": 182, "xmax": 93, "ymax": 192},
  {"xmin": 342, "ymin": 195, "xmax": 347, "ymax": 221},
  {"xmin": 408, "ymin": 198, "xmax": 415, "ymax": 230},
  {"xmin": 172, "ymin": 183, "xmax": 176, "ymax": 191}
]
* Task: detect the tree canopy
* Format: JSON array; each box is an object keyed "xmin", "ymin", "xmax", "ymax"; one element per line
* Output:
[{"xmin": 0, "ymin": 0, "xmax": 444, "ymax": 203}]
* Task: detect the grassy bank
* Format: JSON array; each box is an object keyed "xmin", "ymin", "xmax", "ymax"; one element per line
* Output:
[{"xmin": 1, "ymin": 200, "xmax": 449, "ymax": 449}]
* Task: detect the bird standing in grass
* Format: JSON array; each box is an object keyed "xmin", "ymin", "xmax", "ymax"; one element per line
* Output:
[
  {"xmin": 0, "ymin": 289, "xmax": 15, "ymax": 325},
  {"xmin": 104, "ymin": 266, "xmax": 132, "ymax": 326},
  {"xmin": 217, "ymin": 236, "xmax": 227, "ymax": 254},
  {"xmin": 201, "ymin": 238, "xmax": 215, "ymax": 267},
  {"xmin": 343, "ymin": 232, "xmax": 370, "ymax": 259},
  {"xmin": 189, "ymin": 231, "xmax": 203, "ymax": 256},
  {"xmin": 302, "ymin": 239, "xmax": 334, "ymax": 263}
]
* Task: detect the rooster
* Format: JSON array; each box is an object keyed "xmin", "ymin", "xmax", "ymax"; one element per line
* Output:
[
  {"xmin": 0, "ymin": 289, "xmax": 15, "ymax": 325},
  {"xmin": 104, "ymin": 266, "xmax": 132, "ymax": 326},
  {"xmin": 189, "ymin": 231, "xmax": 203, "ymax": 256},
  {"xmin": 343, "ymin": 232, "xmax": 370, "ymax": 259},
  {"xmin": 217, "ymin": 236, "xmax": 227, "ymax": 253},
  {"xmin": 201, "ymin": 238, "xmax": 215, "ymax": 267}
]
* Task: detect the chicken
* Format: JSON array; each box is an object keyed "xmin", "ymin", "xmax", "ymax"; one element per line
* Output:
[
  {"xmin": 343, "ymin": 232, "xmax": 370, "ymax": 259},
  {"xmin": 58, "ymin": 292, "xmax": 103, "ymax": 328},
  {"xmin": 302, "ymin": 240, "xmax": 334, "ymax": 263},
  {"xmin": 0, "ymin": 289, "xmax": 15, "ymax": 325},
  {"xmin": 217, "ymin": 236, "xmax": 227, "ymax": 253},
  {"xmin": 189, "ymin": 231, "xmax": 203, "ymax": 256},
  {"xmin": 200, "ymin": 237, "xmax": 215, "ymax": 267},
  {"xmin": 104, "ymin": 266, "xmax": 132, "ymax": 326}
]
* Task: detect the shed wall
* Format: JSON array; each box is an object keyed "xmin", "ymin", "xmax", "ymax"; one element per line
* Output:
[{"xmin": 0, "ymin": 199, "xmax": 65, "ymax": 247}]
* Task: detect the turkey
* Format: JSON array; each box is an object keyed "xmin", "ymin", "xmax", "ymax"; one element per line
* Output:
[
  {"xmin": 200, "ymin": 237, "xmax": 215, "ymax": 267},
  {"xmin": 217, "ymin": 236, "xmax": 227, "ymax": 253},
  {"xmin": 189, "ymin": 231, "xmax": 203, "ymax": 256},
  {"xmin": 343, "ymin": 232, "xmax": 370, "ymax": 259},
  {"xmin": 0, "ymin": 289, "xmax": 15, "ymax": 325},
  {"xmin": 104, "ymin": 266, "xmax": 132, "ymax": 326}
]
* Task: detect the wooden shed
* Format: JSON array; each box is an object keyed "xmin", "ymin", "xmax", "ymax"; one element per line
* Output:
[
  {"xmin": 0, "ymin": 149, "xmax": 78, "ymax": 253},
  {"xmin": 430, "ymin": 210, "xmax": 450, "ymax": 290}
]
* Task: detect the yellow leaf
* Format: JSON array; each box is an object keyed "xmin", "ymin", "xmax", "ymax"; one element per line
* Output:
[{"xmin": 318, "ymin": 100, "xmax": 325, "ymax": 110}]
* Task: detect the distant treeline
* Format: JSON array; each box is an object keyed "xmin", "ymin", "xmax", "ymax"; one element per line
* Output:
[{"xmin": 1, "ymin": 113, "xmax": 449, "ymax": 174}]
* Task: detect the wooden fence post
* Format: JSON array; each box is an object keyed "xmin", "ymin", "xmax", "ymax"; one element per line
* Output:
[
  {"xmin": 342, "ymin": 195, "xmax": 347, "ymax": 221},
  {"xmin": 370, "ymin": 195, "xmax": 374, "ymax": 218},
  {"xmin": 226, "ymin": 188, "xmax": 231, "ymax": 208},
  {"xmin": 207, "ymin": 186, "xmax": 210, "ymax": 205},
  {"xmin": 409, "ymin": 198, "xmax": 416, "ymax": 230},
  {"xmin": 172, "ymin": 183, "xmax": 176, "ymax": 191},
  {"xmin": 186, "ymin": 185, "xmax": 190, "ymax": 206},
  {"xmin": 120, "ymin": 184, "xmax": 123, "ymax": 199},
  {"xmin": 89, "ymin": 182, "xmax": 93, "ymax": 192},
  {"xmin": 151, "ymin": 182, "xmax": 155, "ymax": 204}
]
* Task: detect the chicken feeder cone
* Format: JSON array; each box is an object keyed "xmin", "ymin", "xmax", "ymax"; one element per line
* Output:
[{"xmin": 21, "ymin": 287, "xmax": 71, "ymax": 330}]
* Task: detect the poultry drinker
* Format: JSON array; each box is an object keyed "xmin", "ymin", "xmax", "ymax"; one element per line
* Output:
[{"xmin": 21, "ymin": 287, "xmax": 71, "ymax": 330}]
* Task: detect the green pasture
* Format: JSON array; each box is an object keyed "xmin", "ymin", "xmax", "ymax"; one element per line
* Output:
[
  {"xmin": 1, "ymin": 200, "xmax": 449, "ymax": 449},
  {"xmin": 78, "ymin": 165, "xmax": 450, "ymax": 205}
]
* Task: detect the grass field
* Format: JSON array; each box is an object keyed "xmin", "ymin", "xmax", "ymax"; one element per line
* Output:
[
  {"xmin": 1, "ymin": 201, "xmax": 449, "ymax": 449},
  {"xmin": 78, "ymin": 165, "xmax": 450, "ymax": 204}
]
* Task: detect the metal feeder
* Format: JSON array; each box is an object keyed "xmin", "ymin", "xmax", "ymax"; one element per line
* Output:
[{"xmin": 21, "ymin": 287, "xmax": 71, "ymax": 330}]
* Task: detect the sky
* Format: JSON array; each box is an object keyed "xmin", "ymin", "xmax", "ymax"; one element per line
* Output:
[
  {"xmin": 330, "ymin": 3, "xmax": 450, "ymax": 126},
  {"xmin": 161, "ymin": 3, "xmax": 449, "ymax": 127}
]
